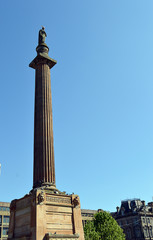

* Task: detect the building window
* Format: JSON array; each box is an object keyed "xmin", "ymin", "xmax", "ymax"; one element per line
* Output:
[
  {"xmin": 148, "ymin": 218, "xmax": 150, "ymax": 224},
  {"xmin": 119, "ymin": 221, "xmax": 122, "ymax": 226},
  {"xmin": 0, "ymin": 216, "xmax": 2, "ymax": 224},
  {"xmin": 133, "ymin": 218, "xmax": 138, "ymax": 225},
  {"xmin": 135, "ymin": 227, "xmax": 141, "ymax": 237},
  {"xmin": 121, "ymin": 210, "xmax": 124, "ymax": 216},
  {"xmin": 0, "ymin": 207, "xmax": 9, "ymax": 211},
  {"xmin": 149, "ymin": 226, "xmax": 152, "ymax": 237},
  {"xmin": 127, "ymin": 228, "xmax": 132, "ymax": 239},
  {"xmin": 3, "ymin": 216, "xmax": 9, "ymax": 224},
  {"xmin": 144, "ymin": 227, "xmax": 148, "ymax": 237},
  {"xmin": 2, "ymin": 228, "xmax": 8, "ymax": 236},
  {"xmin": 0, "ymin": 207, "xmax": 6, "ymax": 211},
  {"xmin": 126, "ymin": 220, "xmax": 129, "ymax": 224},
  {"xmin": 143, "ymin": 218, "xmax": 145, "ymax": 223}
]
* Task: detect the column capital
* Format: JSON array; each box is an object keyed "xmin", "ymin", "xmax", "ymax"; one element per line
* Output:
[{"xmin": 29, "ymin": 55, "xmax": 57, "ymax": 69}]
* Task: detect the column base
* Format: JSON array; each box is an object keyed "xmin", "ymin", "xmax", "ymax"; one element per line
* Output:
[{"xmin": 8, "ymin": 188, "xmax": 84, "ymax": 240}]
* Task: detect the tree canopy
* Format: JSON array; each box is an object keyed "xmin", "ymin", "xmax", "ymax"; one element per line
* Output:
[{"xmin": 84, "ymin": 211, "xmax": 125, "ymax": 240}]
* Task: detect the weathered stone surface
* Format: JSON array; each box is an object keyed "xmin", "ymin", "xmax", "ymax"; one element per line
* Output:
[
  {"xmin": 8, "ymin": 191, "xmax": 84, "ymax": 240},
  {"xmin": 33, "ymin": 61, "xmax": 56, "ymax": 189},
  {"xmin": 8, "ymin": 195, "xmax": 32, "ymax": 239}
]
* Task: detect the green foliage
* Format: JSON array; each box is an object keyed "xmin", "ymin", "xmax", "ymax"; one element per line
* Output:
[
  {"xmin": 84, "ymin": 221, "xmax": 100, "ymax": 240},
  {"xmin": 84, "ymin": 211, "xmax": 125, "ymax": 240}
]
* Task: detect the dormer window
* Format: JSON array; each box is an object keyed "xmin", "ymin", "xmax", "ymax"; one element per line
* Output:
[
  {"xmin": 121, "ymin": 206, "xmax": 125, "ymax": 216},
  {"xmin": 121, "ymin": 210, "xmax": 124, "ymax": 216}
]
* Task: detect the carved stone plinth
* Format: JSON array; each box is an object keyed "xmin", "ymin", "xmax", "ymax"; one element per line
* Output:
[{"xmin": 8, "ymin": 189, "xmax": 84, "ymax": 240}]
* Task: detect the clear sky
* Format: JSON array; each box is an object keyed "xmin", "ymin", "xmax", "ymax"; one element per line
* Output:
[{"xmin": 0, "ymin": 0, "xmax": 153, "ymax": 212}]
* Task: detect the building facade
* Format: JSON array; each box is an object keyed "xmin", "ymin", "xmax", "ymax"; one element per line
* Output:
[
  {"xmin": 0, "ymin": 202, "xmax": 10, "ymax": 240},
  {"xmin": 113, "ymin": 199, "xmax": 153, "ymax": 240},
  {"xmin": 81, "ymin": 209, "xmax": 97, "ymax": 227}
]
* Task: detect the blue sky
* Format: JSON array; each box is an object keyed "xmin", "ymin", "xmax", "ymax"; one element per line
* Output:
[{"xmin": 0, "ymin": 0, "xmax": 153, "ymax": 212}]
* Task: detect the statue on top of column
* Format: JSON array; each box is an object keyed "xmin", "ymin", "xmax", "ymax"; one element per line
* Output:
[{"xmin": 38, "ymin": 26, "xmax": 47, "ymax": 45}]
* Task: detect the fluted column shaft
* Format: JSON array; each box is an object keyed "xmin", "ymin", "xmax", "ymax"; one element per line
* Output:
[{"xmin": 33, "ymin": 61, "xmax": 55, "ymax": 188}]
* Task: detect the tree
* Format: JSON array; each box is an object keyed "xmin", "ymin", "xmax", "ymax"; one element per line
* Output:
[{"xmin": 84, "ymin": 211, "xmax": 125, "ymax": 240}]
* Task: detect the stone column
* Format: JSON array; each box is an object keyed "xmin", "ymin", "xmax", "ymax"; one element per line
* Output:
[{"xmin": 29, "ymin": 27, "xmax": 57, "ymax": 189}]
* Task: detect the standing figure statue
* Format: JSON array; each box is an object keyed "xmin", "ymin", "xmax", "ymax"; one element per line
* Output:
[{"xmin": 38, "ymin": 26, "xmax": 47, "ymax": 45}]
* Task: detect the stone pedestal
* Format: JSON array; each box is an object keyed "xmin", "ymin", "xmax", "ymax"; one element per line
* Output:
[{"xmin": 8, "ymin": 188, "xmax": 84, "ymax": 240}]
